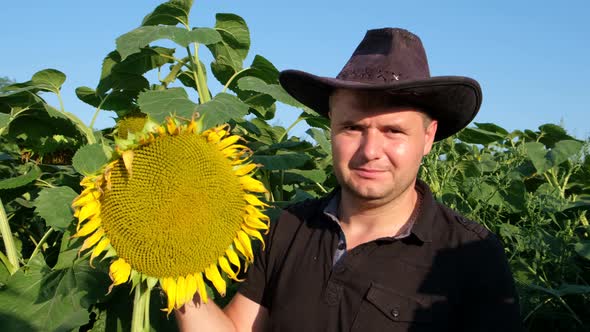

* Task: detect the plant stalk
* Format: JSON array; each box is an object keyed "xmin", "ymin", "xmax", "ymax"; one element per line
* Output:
[
  {"xmin": 131, "ymin": 280, "xmax": 153, "ymax": 332},
  {"xmin": 0, "ymin": 198, "xmax": 19, "ymax": 274},
  {"xmin": 29, "ymin": 228, "xmax": 54, "ymax": 261}
]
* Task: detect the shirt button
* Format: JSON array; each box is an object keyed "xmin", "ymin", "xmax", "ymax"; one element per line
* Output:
[{"xmin": 391, "ymin": 308, "xmax": 400, "ymax": 320}]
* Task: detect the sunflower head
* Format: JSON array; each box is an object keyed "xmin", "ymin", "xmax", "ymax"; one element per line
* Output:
[
  {"xmin": 115, "ymin": 112, "xmax": 148, "ymax": 139},
  {"xmin": 72, "ymin": 116, "xmax": 270, "ymax": 312}
]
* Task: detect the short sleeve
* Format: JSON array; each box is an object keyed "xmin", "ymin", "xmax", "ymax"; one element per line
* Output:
[{"xmin": 237, "ymin": 210, "xmax": 290, "ymax": 309}]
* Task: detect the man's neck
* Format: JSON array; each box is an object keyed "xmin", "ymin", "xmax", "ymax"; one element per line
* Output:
[{"xmin": 338, "ymin": 182, "xmax": 418, "ymax": 248}]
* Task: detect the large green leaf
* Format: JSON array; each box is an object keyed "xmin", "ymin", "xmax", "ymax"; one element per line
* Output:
[
  {"xmin": 72, "ymin": 144, "xmax": 110, "ymax": 176},
  {"xmin": 0, "ymin": 255, "xmax": 110, "ymax": 332},
  {"xmin": 207, "ymin": 14, "xmax": 250, "ymax": 84},
  {"xmin": 116, "ymin": 26, "xmax": 221, "ymax": 60},
  {"xmin": 456, "ymin": 127, "xmax": 504, "ymax": 145},
  {"xmin": 0, "ymin": 165, "xmax": 41, "ymax": 190},
  {"xmin": 137, "ymin": 88, "xmax": 198, "ymax": 122},
  {"xmin": 75, "ymin": 87, "xmax": 135, "ymax": 112},
  {"xmin": 253, "ymin": 153, "xmax": 311, "ymax": 170},
  {"xmin": 31, "ymin": 69, "xmax": 66, "ymax": 94},
  {"xmin": 306, "ymin": 128, "xmax": 332, "ymax": 155},
  {"xmin": 547, "ymin": 140, "xmax": 583, "ymax": 167},
  {"xmin": 524, "ymin": 142, "xmax": 551, "ymax": 174},
  {"xmin": 34, "ymin": 187, "xmax": 78, "ymax": 231},
  {"xmin": 237, "ymin": 76, "xmax": 306, "ymax": 109},
  {"xmin": 141, "ymin": 0, "xmax": 193, "ymax": 27},
  {"xmin": 197, "ymin": 93, "xmax": 249, "ymax": 129},
  {"xmin": 474, "ymin": 122, "xmax": 509, "ymax": 136},
  {"xmin": 249, "ymin": 55, "xmax": 280, "ymax": 83}
]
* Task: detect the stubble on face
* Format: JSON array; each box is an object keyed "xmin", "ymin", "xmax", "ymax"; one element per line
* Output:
[{"xmin": 328, "ymin": 89, "xmax": 437, "ymax": 208}]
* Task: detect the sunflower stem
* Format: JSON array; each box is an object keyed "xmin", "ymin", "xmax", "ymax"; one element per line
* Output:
[
  {"xmin": 131, "ymin": 280, "xmax": 151, "ymax": 332},
  {"xmin": 0, "ymin": 198, "xmax": 19, "ymax": 275}
]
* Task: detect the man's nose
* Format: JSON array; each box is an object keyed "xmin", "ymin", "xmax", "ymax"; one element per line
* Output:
[{"xmin": 358, "ymin": 129, "xmax": 383, "ymax": 161}]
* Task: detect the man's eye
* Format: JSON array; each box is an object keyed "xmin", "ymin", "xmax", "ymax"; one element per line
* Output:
[{"xmin": 344, "ymin": 125, "xmax": 362, "ymax": 131}]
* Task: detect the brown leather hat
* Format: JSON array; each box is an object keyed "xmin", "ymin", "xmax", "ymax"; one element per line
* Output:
[{"xmin": 278, "ymin": 28, "xmax": 482, "ymax": 141}]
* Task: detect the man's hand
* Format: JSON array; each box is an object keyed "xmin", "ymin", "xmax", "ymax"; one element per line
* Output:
[{"xmin": 176, "ymin": 292, "xmax": 269, "ymax": 332}]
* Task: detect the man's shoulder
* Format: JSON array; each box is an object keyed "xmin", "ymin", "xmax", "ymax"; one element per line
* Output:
[{"xmin": 432, "ymin": 199, "xmax": 493, "ymax": 242}]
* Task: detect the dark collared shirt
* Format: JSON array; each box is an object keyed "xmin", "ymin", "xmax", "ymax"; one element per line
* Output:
[{"xmin": 239, "ymin": 180, "xmax": 522, "ymax": 331}]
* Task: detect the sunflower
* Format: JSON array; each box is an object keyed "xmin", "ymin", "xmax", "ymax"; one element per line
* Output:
[{"xmin": 71, "ymin": 116, "xmax": 269, "ymax": 313}]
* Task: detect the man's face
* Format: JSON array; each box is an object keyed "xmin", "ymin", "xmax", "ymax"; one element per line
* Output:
[{"xmin": 329, "ymin": 89, "xmax": 438, "ymax": 204}]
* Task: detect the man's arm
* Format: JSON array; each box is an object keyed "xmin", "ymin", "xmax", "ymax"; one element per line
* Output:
[{"xmin": 175, "ymin": 293, "xmax": 269, "ymax": 332}]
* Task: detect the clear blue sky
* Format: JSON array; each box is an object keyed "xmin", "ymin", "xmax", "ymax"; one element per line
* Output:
[{"xmin": 2, "ymin": 0, "xmax": 589, "ymax": 139}]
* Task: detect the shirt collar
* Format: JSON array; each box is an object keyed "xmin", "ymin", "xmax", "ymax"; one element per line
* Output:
[{"xmin": 321, "ymin": 179, "xmax": 435, "ymax": 243}]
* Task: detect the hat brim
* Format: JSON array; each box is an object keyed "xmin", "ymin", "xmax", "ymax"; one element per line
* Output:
[{"xmin": 279, "ymin": 69, "xmax": 482, "ymax": 141}]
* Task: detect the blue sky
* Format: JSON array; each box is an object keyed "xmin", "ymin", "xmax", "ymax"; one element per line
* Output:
[{"xmin": 2, "ymin": 0, "xmax": 589, "ymax": 139}]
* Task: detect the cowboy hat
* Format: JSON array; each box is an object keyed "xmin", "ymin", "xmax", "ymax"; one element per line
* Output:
[{"xmin": 278, "ymin": 28, "xmax": 482, "ymax": 141}]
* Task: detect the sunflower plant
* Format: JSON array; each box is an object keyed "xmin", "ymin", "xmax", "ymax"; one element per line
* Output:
[{"xmin": 0, "ymin": 0, "xmax": 331, "ymax": 331}]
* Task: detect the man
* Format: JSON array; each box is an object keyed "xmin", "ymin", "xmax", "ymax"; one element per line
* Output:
[{"xmin": 177, "ymin": 28, "xmax": 521, "ymax": 331}]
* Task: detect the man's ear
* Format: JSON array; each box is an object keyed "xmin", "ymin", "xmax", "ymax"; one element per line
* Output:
[{"xmin": 423, "ymin": 120, "xmax": 438, "ymax": 156}]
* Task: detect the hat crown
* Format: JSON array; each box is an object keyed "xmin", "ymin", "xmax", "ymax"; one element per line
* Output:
[{"xmin": 336, "ymin": 28, "xmax": 430, "ymax": 84}]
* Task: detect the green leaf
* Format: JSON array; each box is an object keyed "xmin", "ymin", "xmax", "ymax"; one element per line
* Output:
[
  {"xmin": 457, "ymin": 127, "xmax": 504, "ymax": 145},
  {"xmin": 116, "ymin": 26, "xmax": 221, "ymax": 60},
  {"xmin": 286, "ymin": 169, "xmax": 327, "ymax": 184},
  {"xmin": 0, "ymin": 255, "xmax": 110, "ymax": 332},
  {"xmin": 474, "ymin": 122, "xmax": 509, "ymax": 136},
  {"xmin": 31, "ymin": 69, "xmax": 66, "ymax": 94},
  {"xmin": 197, "ymin": 93, "xmax": 249, "ymax": 129},
  {"xmin": 253, "ymin": 153, "xmax": 311, "ymax": 170},
  {"xmin": 524, "ymin": 142, "xmax": 551, "ymax": 174},
  {"xmin": 0, "ymin": 113, "xmax": 10, "ymax": 129},
  {"xmin": 137, "ymin": 88, "xmax": 198, "ymax": 123},
  {"xmin": 250, "ymin": 55, "xmax": 280, "ymax": 83},
  {"xmin": 574, "ymin": 240, "xmax": 590, "ymax": 260},
  {"xmin": 141, "ymin": 0, "xmax": 193, "ymax": 27},
  {"xmin": 72, "ymin": 144, "xmax": 109, "ymax": 176},
  {"xmin": 0, "ymin": 165, "xmax": 41, "ymax": 190},
  {"xmin": 546, "ymin": 140, "xmax": 583, "ymax": 167},
  {"xmin": 306, "ymin": 127, "xmax": 331, "ymax": 155},
  {"xmin": 76, "ymin": 86, "xmax": 136, "ymax": 112},
  {"xmin": 207, "ymin": 13, "xmax": 250, "ymax": 83},
  {"xmin": 34, "ymin": 187, "xmax": 78, "ymax": 231},
  {"xmin": 237, "ymin": 76, "xmax": 306, "ymax": 108}
]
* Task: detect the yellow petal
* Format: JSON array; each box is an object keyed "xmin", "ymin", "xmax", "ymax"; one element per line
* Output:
[
  {"xmin": 225, "ymin": 248, "xmax": 241, "ymax": 270},
  {"xmin": 122, "ymin": 150, "xmax": 134, "ymax": 177},
  {"xmin": 90, "ymin": 238, "xmax": 110, "ymax": 267},
  {"xmin": 244, "ymin": 194, "xmax": 268, "ymax": 207},
  {"xmin": 185, "ymin": 273, "xmax": 198, "ymax": 306},
  {"xmin": 73, "ymin": 216, "xmax": 101, "ymax": 237},
  {"xmin": 245, "ymin": 205, "xmax": 270, "ymax": 222},
  {"xmin": 186, "ymin": 120, "xmax": 197, "ymax": 134},
  {"xmin": 196, "ymin": 273, "xmax": 208, "ymax": 304},
  {"xmin": 218, "ymin": 135, "xmax": 241, "ymax": 150},
  {"xmin": 204, "ymin": 264, "xmax": 226, "ymax": 296},
  {"xmin": 237, "ymin": 230, "xmax": 255, "ymax": 262},
  {"xmin": 164, "ymin": 277, "xmax": 177, "ymax": 313},
  {"xmin": 109, "ymin": 258, "xmax": 131, "ymax": 286},
  {"xmin": 242, "ymin": 225, "xmax": 265, "ymax": 250},
  {"xmin": 71, "ymin": 189, "xmax": 100, "ymax": 208},
  {"xmin": 234, "ymin": 236, "xmax": 253, "ymax": 263},
  {"xmin": 219, "ymin": 256, "xmax": 243, "ymax": 281},
  {"xmin": 166, "ymin": 118, "xmax": 177, "ymax": 134},
  {"xmin": 77, "ymin": 199, "xmax": 100, "ymax": 222},
  {"xmin": 79, "ymin": 228, "xmax": 105, "ymax": 252},
  {"xmin": 244, "ymin": 215, "xmax": 269, "ymax": 232},
  {"xmin": 175, "ymin": 276, "xmax": 187, "ymax": 309},
  {"xmin": 239, "ymin": 176, "xmax": 268, "ymax": 193},
  {"xmin": 234, "ymin": 163, "xmax": 257, "ymax": 177}
]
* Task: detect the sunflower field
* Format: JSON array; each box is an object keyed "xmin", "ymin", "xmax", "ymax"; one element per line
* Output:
[{"xmin": 0, "ymin": 1, "xmax": 589, "ymax": 331}]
